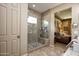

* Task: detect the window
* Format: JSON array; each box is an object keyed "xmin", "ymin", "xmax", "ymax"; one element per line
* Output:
[{"xmin": 27, "ymin": 16, "xmax": 37, "ymax": 24}]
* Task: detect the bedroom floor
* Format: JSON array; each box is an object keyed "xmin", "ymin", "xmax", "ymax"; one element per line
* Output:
[{"xmin": 26, "ymin": 42, "xmax": 67, "ymax": 56}]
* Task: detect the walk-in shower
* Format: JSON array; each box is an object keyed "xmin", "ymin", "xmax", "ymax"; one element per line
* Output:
[{"xmin": 27, "ymin": 8, "xmax": 49, "ymax": 52}]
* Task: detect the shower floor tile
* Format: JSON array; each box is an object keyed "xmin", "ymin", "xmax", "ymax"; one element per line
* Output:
[
  {"xmin": 27, "ymin": 42, "xmax": 67, "ymax": 56},
  {"xmin": 28, "ymin": 42, "xmax": 43, "ymax": 50}
]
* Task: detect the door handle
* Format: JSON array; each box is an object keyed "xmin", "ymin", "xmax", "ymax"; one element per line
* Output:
[{"xmin": 17, "ymin": 35, "xmax": 20, "ymax": 38}]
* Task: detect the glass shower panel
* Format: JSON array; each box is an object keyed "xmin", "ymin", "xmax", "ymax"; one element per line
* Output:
[
  {"xmin": 28, "ymin": 24, "xmax": 38, "ymax": 49},
  {"xmin": 27, "ymin": 15, "xmax": 49, "ymax": 52},
  {"xmin": 38, "ymin": 15, "xmax": 50, "ymax": 47},
  {"xmin": 27, "ymin": 16, "xmax": 38, "ymax": 50},
  {"xmin": 40, "ymin": 20, "xmax": 49, "ymax": 38}
]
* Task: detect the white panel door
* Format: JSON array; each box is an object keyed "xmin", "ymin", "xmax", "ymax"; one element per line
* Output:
[{"xmin": 0, "ymin": 3, "xmax": 20, "ymax": 56}]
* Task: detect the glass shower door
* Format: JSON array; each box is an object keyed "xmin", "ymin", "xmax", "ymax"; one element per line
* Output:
[
  {"xmin": 27, "ymin": 16, "xmax": 38, "ymax": 51},
  {"xmin": 27, "ymin": 15, "xmax": 49, "ymax": 52}
]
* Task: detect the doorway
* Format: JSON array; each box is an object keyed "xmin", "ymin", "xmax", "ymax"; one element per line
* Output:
[{"xmin": 54, "ymin": 8, "xmax": 72, "ymax": 49}]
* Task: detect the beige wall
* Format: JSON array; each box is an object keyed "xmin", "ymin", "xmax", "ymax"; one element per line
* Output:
[
  {"xmin": 20, "ymin": 4, "xmax": 28, "ymax": 55},
  {"xmin": 49, "ymin": 3, "xmax": 79, "ymax": 45}
]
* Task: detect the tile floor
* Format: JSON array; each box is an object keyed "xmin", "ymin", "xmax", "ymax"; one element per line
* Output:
[
  {"xmin": 28, "ymin": 42, "xmax": 43, "ymax": 51},
  {"xmin": 27, "ymin": 42, "xmax": 67, "ymax": 56}
]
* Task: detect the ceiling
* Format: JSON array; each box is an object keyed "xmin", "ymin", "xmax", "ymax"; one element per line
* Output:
[
  {"xmin": 28, "ymin": 3, "xmax": 61, "ymax": 13},
  {"xmin": 55, "ymin": 8, "xmax": 72, "ymax": 20}
]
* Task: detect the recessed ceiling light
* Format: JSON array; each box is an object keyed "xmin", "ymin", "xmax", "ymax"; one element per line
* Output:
[{"xmin": 33, "ymin": 4, "xmax": 36, "ymax": 7}]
